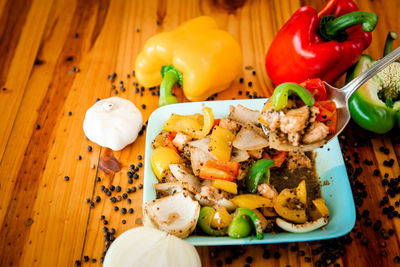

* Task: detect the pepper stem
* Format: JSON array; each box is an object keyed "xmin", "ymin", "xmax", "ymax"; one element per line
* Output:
[
  {"xmin": 383, "ymin": 31, "xmax": 398, "ymax": 57},
  {"xmin": 158, "ymin": 65, "xmax": 183, "ymax": 107},
  {"xmin": 319, "ymin": 11, "xmax": 378, "ymax": 42}
]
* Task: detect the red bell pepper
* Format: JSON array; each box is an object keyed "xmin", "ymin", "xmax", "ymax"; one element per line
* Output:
[
  {"xmin": 163, "ymin": 131, "xmax": 178, "ymax": 153},
  {"xmin": 300, "ymin": 78, "xmax": 327, "ymax": 101},
  {"xmin": 315, "ymin": 100, "xmax": 337, "ymax": 133},
  {"xmin": 199, "ymin": 159, "xmax": 239, "ymax": 181},
  {"xmin": 265, "ymin": 0, "xmax": 378, "ymax": 85}
]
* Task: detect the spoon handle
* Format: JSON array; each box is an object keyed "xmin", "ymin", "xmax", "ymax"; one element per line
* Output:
[{"xmin": 342, "ymin": 46, "xmax": 400, "ymax": 101}]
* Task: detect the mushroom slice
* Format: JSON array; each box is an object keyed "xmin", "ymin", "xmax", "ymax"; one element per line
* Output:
[
  {"xmin": 143, "ymin": 191, "xmax": 200, "ymax": 238},
  {"xmin": 228, "ymin": 104, "xmax": 260, "ymax": 124},
  {"xmin": 169, "ymin": 164, "xmax": 201, "ymax": 194},
  {"xmin": 233, "ymin": 127, "xmax": 269, "ymax": 150},
  {"xmin": 153, "ymin": 182, "xmax": 183, "ymax": 197},
  {"xmin": 276, "ymin": 217, "xmax": 328, "ymax": 233}
]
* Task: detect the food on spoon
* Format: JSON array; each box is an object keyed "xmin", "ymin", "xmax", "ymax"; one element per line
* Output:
[
  {"xmin": 146, "ymin": 105, "xmax": 330, "ymax": 239},
  {"xmin": 135, "ymin": 16, "xmax": 242, "ymax": 106},
  {"xmin": 82, "ymin": 97, "xmax": 143, "ymax": 151},
  {"xmin": 265, "ymin": 0, "xmax": 378, "ymax": 85},
  {"xmin": 259, "ymin": 82, "xmax": 337, "ymax": 151},
  {"xmin": 103, "ymin": 226, "xmax": 201, "ymax": 267},
  {"xmin": 347, "ymin": 31, "xmax": 400, "ymax": 133},
  {"xmin": 143, "ymin": 191, "xmax": 200, "ymax": 238}
]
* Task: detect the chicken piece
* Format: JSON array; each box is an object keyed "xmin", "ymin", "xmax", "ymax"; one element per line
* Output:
[
  {"xmin": 161, "ymin": 169, "xmax": 177, "ymax": 183},
  {"xmin": 309, "ymin": 106, "xmax": 320, "ymax": 123},
  {"xmin": 260, "ymin": 110, "xmax": 282, "ymax": 131},
  {"xmin": 287, "ymin": 132, "xmax": 301, "ymax": 146},
  {"xmin": 219, "ymin": 118, "xmax": 240, "ymax": 134},
  {"xmin": 237, "ymin": 164, "xmax": 250, "ymax": 180},
  {"xmin": 257, "ymin": 183, "xmax": 278, "ymax": 199},
  {"xmin": 286, "ymin": 151, "xmax": 312, "ymax": 171},
  {"xmin": 280, "ymin": 106, "xmax": 309, "ymax": 133},
  {"xmin": 248, "ymin": 149, "xmax": 263, "ymax": 159},
  {"xmin": 169, "ymin": 164, "xmax": 201, "ymax": 194},
  {"xmin": 199, "ymin": 180, "xmax": 229, "ymax": 201},
  {"xmin": 302, "ymin": 122, "xmax": 329, "ymax": 144},
  {"xmin": 172, "ymin": 132, "xmax": 192, "ymax": 151}
]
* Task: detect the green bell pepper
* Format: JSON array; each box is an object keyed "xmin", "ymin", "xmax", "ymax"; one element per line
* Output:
[
  {"xmin": 346, "ymin": 31, "xmax": 400, "ymax": 134},
  {"xmin": 245, "ymin": 159, "xmax": 275, "ymax": 194},
  {"xmin": 272, "ymin": 82, "xmax": 315, "ymax": 110},
  {"xmin": 197, "ymin": 206, "xmax": 226, "ymax": 236},
  {"xmin": 227, "ymin": 208, "xmax": 264, "ymax": 239}
]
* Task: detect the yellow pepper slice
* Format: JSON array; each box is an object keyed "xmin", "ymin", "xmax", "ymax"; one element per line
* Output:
[
  {"xmin": 162, "ymin": 107, "xmax": 213, "ymax": 139},
  {"xmin": 273, "ymin": 181, "xmax": 307, "ymax": 223},
  {"xmin": 312, "ymin": 198, "xmax": 330, "ymax": 218},
  {"xmin": 211, "ymin": 206, "xmax": 233, "ymax": 229},
  {"xmin": 135, "ymin": 16, "xmax": 242, "ymax": 102},
  {"xmin": 212, "ymin": 179, "xmax": 238, "ymax": 194},
  {"xmin": 231, "ymin": 194, "xmax": 273, "ymax": 210},
  {"xmin": 151, "ymin": 133, "xmax": 164, "ymax": 149},
  {"xmin": 296, "ymin": 180, "xmax": 307, "ymax": 205},
  {"xmin": 209, "ymin": 125, "xmax": 235, "ymax": 161},
  {"xmin": 191, "ymin": 107, "xmax": 214, "ymax": 139},
  {"xmin": 163, "ymin": 114, "xmax": 203, "ymax": 133},
  {"xmin": 151, "ymin": 147, "xmax": 182, "ymax": 181}
]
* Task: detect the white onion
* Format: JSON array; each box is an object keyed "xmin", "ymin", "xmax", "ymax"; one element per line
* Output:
[{"xmin": 103, "ymin": 226, "xmax": 201, "ymax": 267}]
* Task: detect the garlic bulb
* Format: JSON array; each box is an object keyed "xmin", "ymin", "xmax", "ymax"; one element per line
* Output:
[
  {"xmin": 103, "ymin": 226, "xmax": 201, "ymax": 267},
  {"xmin": 83, "ymin": 97, "xmax": 143, "ymax": 151}
]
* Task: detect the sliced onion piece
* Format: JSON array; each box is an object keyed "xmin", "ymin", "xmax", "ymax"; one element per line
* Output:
[
  {"xmin": 228, "ymin": 104, "xmax": 260, "ymax": 124},
  {"xmin": 103, "ymin": 226, "xmax": 201, "ymax": 267},
  {"xmin": 233, "ymin": 127, "xmax": 269, "ymax": 150},
  {"xmin": 269, "ymin": 132, "xmax": 325, "ymax": 151},
  {"xmin": 143, "ymin": 191, "xmax": 200, "ymax": 238},
  {"xmin": 276, "ymin": 217, "xmax": 328, "ymax": 233}
]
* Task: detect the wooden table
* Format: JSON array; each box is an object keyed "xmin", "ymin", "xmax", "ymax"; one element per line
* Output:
[{"xmin": 1, "ymin": 0, "xmax": 399, "ymax": 266}]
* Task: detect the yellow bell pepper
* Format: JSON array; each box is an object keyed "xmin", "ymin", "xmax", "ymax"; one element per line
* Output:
[
  {"xmin": 163, "ymin": 107, "xmax": 214, "ymax": 139},
  {"xmin": 135, "ymin": 16, "xmax": 242, "ymax": 105},
  {"xmin": 209, "ymin": 126, "xmax": 235, "ymax": 161},
  {"xmin": 231, "ymin": 194, "xmax": 274, "ymax": 210},
  {"xmin": 151, "ymin": 147, "xmax": 182, "ymax": 181},
  {"xmin": 212, "ymin": 179, "xmax": 238, "ymax": 194},
  {"xmin": 211, "ymin": 206, "xmax": 233, "ymax": 229},
  {"xmin": 273, "ymin": 181, "xmax": 307, "ymax": 223}
]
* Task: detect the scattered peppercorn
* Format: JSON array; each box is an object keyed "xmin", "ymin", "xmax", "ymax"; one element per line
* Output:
[{"xmin": 64, "ymin": 176, "xmax": 70, "ymax": 181}]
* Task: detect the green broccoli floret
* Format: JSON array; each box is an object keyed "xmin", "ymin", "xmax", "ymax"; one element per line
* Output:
[{"xmin": 374, "ymin": 62, "xmax": 400, "ymax": 108}]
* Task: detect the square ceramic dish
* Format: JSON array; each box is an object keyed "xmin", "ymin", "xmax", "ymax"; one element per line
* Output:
[{"xmin": 144, "ymin": 99, "xmax": 356, "ymax": 246}]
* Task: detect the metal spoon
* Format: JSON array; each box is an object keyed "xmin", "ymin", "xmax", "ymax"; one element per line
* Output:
[{"xmin": 262, "ymin": 46, "xmax": 400, "ymax": 151}]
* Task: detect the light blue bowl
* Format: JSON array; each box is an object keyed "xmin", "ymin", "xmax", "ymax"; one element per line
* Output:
[{"xmin": 144, "ymin": 99, "xmax": 355, "ymax": 246}]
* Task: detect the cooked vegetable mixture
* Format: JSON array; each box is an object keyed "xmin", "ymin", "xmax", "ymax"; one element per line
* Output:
[{"xmin": 145, "ymin": 105, "xmax": 330, "ymax": 239}]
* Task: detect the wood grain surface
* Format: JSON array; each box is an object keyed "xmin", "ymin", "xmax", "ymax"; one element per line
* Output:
[{"xmin": 0, "ymin": 0, "xmax": 399, "ymax": 266}]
